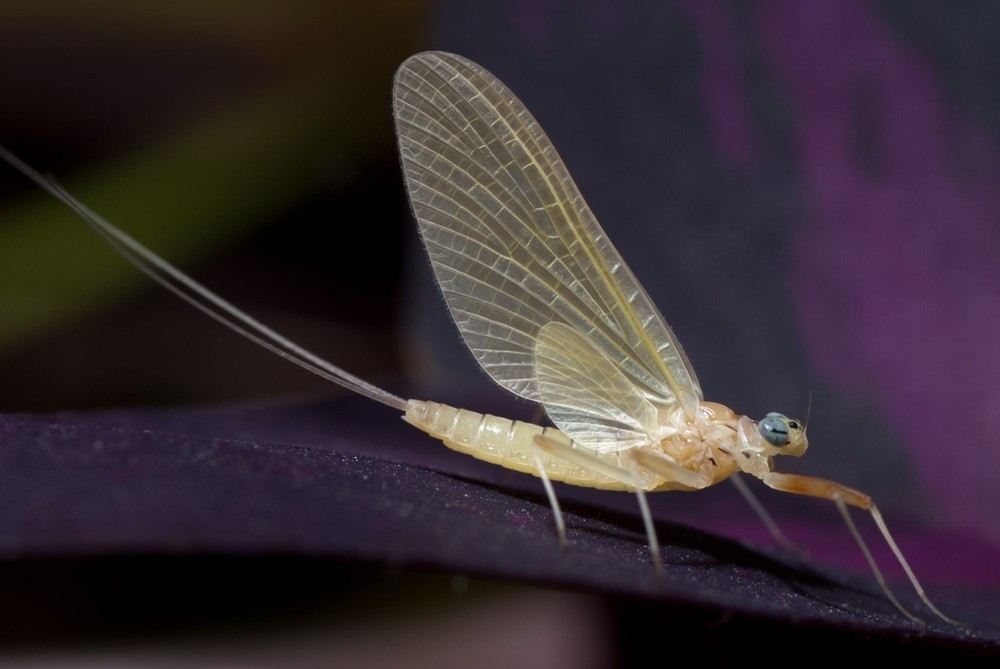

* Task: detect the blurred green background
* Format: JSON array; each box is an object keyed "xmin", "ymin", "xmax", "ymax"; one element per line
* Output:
[{"xmin": 0, "ymin": 1, "xmax": 427, "ymax": 411}]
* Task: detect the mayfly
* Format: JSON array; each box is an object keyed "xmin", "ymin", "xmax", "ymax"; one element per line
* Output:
[{"xmin": 1, "ymin": 51, "xmax": 960, "ymax": 627}]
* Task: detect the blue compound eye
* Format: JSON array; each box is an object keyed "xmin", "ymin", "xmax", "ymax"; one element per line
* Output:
[{"xmin": 758, "ymin": 412, "xmax": 790, "ymax": 446}]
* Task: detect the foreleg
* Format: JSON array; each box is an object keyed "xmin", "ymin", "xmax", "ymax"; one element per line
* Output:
[{"xmin": 763, "ymin": 472, "xmax": 961, "ymax": 627}]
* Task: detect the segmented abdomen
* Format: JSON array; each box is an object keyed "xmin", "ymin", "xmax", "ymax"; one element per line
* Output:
[{"xmin": 403, "ymin": 400, "xmax": 630, "ymax": 490}]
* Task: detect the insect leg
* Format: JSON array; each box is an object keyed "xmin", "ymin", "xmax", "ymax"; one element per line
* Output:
[
  {"xmin": 763, "ymin": 472, "xmax": 962, "ymax": 627},
  {"xmin": 728, "ymin": 473, "xmax": 798, "ymax": 552},
  {"xmin": 533, "ymin": 435, "xmax": 663, "ymax": 574},
  {"xmin": 630, "ymin": 450, "xmax": 705, "ymax": 489},
  {"xmin": 530, "ymin": 441, "xmax": 567, "ymax": 550}
]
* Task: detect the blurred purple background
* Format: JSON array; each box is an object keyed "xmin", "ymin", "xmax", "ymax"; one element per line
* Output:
[{"xmin": 408, "ymin": 0, "xmax": 1000, "ymax": 566}]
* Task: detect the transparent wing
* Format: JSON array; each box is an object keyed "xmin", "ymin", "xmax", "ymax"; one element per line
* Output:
[
  {"xmin": 393, "ymin": 51, "xmax": 702, "ymax": 423},
  {"xmin": 535, "ymin": 322, "xmax": 664, "ymax": 453}
]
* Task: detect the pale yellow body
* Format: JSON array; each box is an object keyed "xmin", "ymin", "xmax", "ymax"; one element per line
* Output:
[{"xmin": 404, "ymin": 399, "xmax": 746, "ymax": 493}]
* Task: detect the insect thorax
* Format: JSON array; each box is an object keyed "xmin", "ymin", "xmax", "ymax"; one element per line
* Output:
[
  {"xmin": 648, "ymin": 402, "xmax": 742, "ymax": 490},
  {"xmin": 650, "ymin": 401, "xmax": 807, "ymax": 488}
]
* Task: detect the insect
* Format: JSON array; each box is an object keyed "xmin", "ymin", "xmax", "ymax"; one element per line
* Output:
[{"xmin": 1, "ymin": 51, "xmax": 960, "ymax": 627}]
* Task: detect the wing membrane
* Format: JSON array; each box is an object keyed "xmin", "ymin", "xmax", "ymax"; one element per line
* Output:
[
  {"xmin": 535, "ymin": 322, "xmax": 662, "ymax": 453},
  {"xmin": 393, "ymin": 51, "xmax": 701, "ymax": 419}
]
